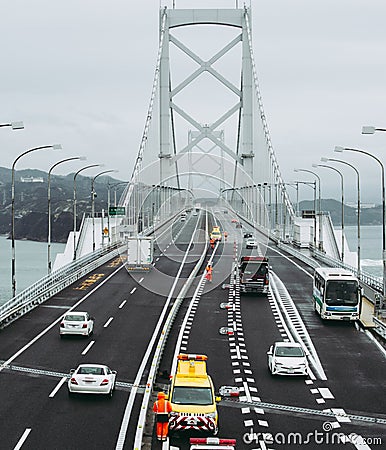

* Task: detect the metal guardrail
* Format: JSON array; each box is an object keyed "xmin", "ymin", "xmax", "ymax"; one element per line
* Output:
[
  {"xmin": 312, "ymin": 248, "xmax": 383, "ymax": 293},
  {"xmin": 373, "ymin": 317, "xmax": 386, "ymax": 341},
  {"xmin": 0, "ymin": 243, "xmax": 125, "ymax": 329},
  {"xmin": 132, "ymin": 212, "xmax": 210, "ymax": 449},
  {"xmin": 278, "ymin": 243, "xmax": 386, "ymax": 343}
]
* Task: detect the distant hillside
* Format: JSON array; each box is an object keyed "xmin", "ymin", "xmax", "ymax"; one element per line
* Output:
[
  {"xmin": 299, "ymin": 199, "xmax": 382, "ymax": 226},
  {"xmin": 0, "ymin": 168, "xmax": 381, "ymax": 243},
  {"xmin": 0, "ymin": 167, "xmax": 126, "ymax": 243}
]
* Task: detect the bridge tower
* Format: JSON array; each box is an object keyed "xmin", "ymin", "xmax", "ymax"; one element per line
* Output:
[{"xmin": 121, "ymin": 5, "xmax": 294, "ymax": 239}]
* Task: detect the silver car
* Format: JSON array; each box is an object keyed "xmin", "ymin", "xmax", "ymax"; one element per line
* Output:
[
  {"xmin": 60, "ymin": 311, "xmax": 94, "ymax": 337},
  {"xmin": 267, "ymin": 342, "xmax": 309, "ymax": 376},
  {"xmin": 68, "ymin": 364, "xmax": 117, "ymax": 397}
]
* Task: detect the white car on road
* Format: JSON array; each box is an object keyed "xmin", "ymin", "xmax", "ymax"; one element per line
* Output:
[
  {"xmin": 245, "ymin": 238, "xmax": 258, "ymax": 249},
  {"xmin": 60, "ymin": 311, "xmax": 94, "ymax": 337},
  {"xmin": 68, "ymin": 364, "xmax": 117, "ymax": 397},
  {"xmin": 267, "ymin": 342, "xmax": 309, "ymax": 376}
]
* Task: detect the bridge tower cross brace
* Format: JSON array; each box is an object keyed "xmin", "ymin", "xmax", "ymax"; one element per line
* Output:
[{"xmin": 157, "ymin": 7, "xmax": 257, "ymax": 188}]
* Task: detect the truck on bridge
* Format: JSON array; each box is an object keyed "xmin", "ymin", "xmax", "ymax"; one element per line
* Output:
[
  {"xmin": 168, "ymin": 354, "xmax": 219, "ymax": 436},
  {"xmin": 126, "ymin": 237, "xmax": 153, "ymax": 271},
  {"xmin": 239, "ymin": 256, "xmax": 270, "ymax": 295}
]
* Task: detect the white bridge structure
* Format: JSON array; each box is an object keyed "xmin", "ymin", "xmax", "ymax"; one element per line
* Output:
[{"xmin": 120, "ymin": 6, "xmax": 296, "ymax": 241}]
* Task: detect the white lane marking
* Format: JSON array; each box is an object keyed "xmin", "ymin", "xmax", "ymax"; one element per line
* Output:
[
  {"xmin": 49, "ymin": 376, "xmax": 67, "ymax": 398},
  {"xmin": 156, "ymin": 257, "xmax": 160, "ymax": 262},
  {"xmin": 330, "ymin": 408, "xmax": 351, "ymax": 423},
  {"xmin": 14, "ymin": 428, "xmax": 31, "ymax": 450},
  {"xmin": 81, "ymin": 340, "xmax": 95, "ymax": 355},
  {"xmin": 319, "ymin": 387, "xmax": 334, "ymax": 399},
  {"xmin": 0, "ymin": 264, "xmax": 125, "ymax": 373},
  {"xmin": 104, "ymin": 317, "xmax": 114, "ymax": 328},
  {"xmin": 365, "ymin": 329, "xmax": 386, "ymax": 358},
  {"xmin": 117, "ymin": 217, "xmax": 203, "ymax": 450},
  {"xmin": 263, "ymin": 243, "xmax": 313, "ymax": 278},
  {"xmin": 139, "ymin": 277, "xmax": 144, "ymax": 283},
  {"xmin": 119, "ymin": 300, "xmax": 127, "ymax": 309},
  {"xmin": 242, "ymin": 381, "xmax": 252, "ymax": 402},
  {"xmin": 340, "ymin": 434, "xmax": 372, "ymax": 450},
  {"xmin": 130, "ymin": 287, "xmax": 137, "ymax": 294}
]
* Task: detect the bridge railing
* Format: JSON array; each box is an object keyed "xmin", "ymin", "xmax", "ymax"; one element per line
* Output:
[
  {"xmin": 0, "ymin": 243, "xmax": 125, "ymax": 329},
  {"xmin": 311, "ymin": 248, "xmax": 383, "ymax": 293}
]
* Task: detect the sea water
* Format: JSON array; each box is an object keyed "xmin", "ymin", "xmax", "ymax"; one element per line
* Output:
[
  {"xmin": 0, "ymin": 236, "xmax": 65, "ymax": 306},
  {"xmin": 345, "ymin": 225, "xmax": 382, "ymax": 279},
  {"xmin": 0, "ymin": 226, "xmax": 382, "ymax": 307}
]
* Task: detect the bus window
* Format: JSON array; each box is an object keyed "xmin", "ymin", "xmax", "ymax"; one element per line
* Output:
[{"xmin": 325, "ymin": 281, "xmax": 358, "ymax": 306}]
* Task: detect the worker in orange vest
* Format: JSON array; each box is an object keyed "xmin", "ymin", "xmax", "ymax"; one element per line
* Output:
[
  {"xmin": 210, "ymin": 237, "xmax": 215, "ymax": 249},
  {"xmin": 153, "ymin": 391, "xmax": 172, "ymax": 441},
  {"xmin": 224, "ymin": 231, "xmax": 228, "ymax": 241},
  {"xmin": 205, "ymin": 263, "xmax": 213, "ymax": 282}
]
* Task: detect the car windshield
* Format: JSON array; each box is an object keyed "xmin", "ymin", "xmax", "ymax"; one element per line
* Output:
[
  {"xmin": 171, "ymin": 387, "xmax": 213, "ymax": 405},
  {"xmin": 325, "ymin": 281, "xmax": 358, "ymax": 306},
  {"xmin": 64, "ymin": 315, "xmax": 85, "ymax": 321},
  {"xmin": 78, "ymin": 366, "xmax": 105, "ymax": 375},
  {"xmin": 275, "ymin": 346, "xmax": 304, "ymax": 357}
]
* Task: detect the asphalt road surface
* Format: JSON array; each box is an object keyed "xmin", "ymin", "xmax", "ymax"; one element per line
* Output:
[{"xmin": 0, "ymin": 211, "xmax": 385, "ymax": 450}]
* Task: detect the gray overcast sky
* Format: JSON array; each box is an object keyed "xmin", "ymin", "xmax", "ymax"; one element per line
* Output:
[{"xmin": 1, "ymin": 0, "xmax": 385, "ymax": 203}]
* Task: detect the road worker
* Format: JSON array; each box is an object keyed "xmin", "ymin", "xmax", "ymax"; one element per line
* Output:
[
  {"xmin": 205, "ymin": 263, "xmax": 213, "ymax": 282},
  {"xmin": 210, "ymin": 237, "xmax": 215, "ymax": 250},
  {"xmin": 224, "ymin": 231, "xmax": 228, "ymax": 241},
  {"xmin": 153, "ymin": 391, "xmax": 172, "ymax": 441}
]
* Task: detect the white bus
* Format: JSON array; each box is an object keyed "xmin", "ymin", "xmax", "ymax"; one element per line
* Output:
[{"xmin": 313, "ymin": 267, "xmax": 361, "ymax": 321}]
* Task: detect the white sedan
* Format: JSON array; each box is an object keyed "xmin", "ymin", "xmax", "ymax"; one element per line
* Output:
[
  {"xmin": 267, "ymin": 342, "xmax": 309, "ymax": 376},
  {"xmin": 60, "ymin": 311, "xmax": 94, "ymax": 337},
  {"xmin": 68, "ymin": 364, "xmax": 117, "ymax": 397}
]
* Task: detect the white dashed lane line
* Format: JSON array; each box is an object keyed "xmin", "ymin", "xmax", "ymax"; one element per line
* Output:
[
  {"xmin": 130, "ymin": 287, "xmax": 137, "ymax": 294},
  {"xmin": 81, "ymin": 340, "xmax": 95, "ymax": 355},
  {"xmin": 139, "ymin": 277, "xmax": 144, "ymax": 283},
  {"xmin": 104, "ymin": 317, "xmax": 114, "ymax": 328},
  {"xmin": 49, "ymin": 376, "xmax": 67, "ymax": 398},
  {"xmin": 119, "ymin": 300, "xmax": 127, "ymax": 309},
  {"xmin": 14, "ymin": 428, "xmax": 31, "ymax": 450}
]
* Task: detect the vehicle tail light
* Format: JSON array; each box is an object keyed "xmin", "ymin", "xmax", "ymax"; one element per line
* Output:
[
  {"xmin": 100, "ymin": 379, "xmax": 109, "ymax": 386},
  {"xmin": 190, "ymin": 438, "xmax": 236, "ymax": 445},
  {"xmin": 178, "ymin": 354, "xmax": 207, "ymax": 361},
  {"xmin": 82, "ymin": 323, "xmax": 87, "ymax": 328},
  {"xmin": 60, "ymin": 323, "xmax": 65, "ymax": 328},
  {"xmin": 70, "ymin": 377, "xmax": 78, "ymax": 385}
]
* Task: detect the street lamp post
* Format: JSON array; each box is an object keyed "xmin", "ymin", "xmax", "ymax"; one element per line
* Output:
[
  {"xmin": 294, "ymin": 169, "xmax": 322, "ymax": 251},
  {"xmin": 0, "ymin": 121, "xmax": 24, "ymax": 130},
  {"xmin": 47, "ymin": 157, "xmax": 86, "ymax": 274},
  {"xmin": 107, "ymin": 181, "xmax": 128, "ymax": 245},
  {"xmin": 335, "ymin": 145, "xmax": 385, "ymax": 308},
  {"xmin": 91, "ymin": 170, "xmax": 117, "ymax": 252},
  {"xmin": 73, "ymin": 164, "xmax": 101, "ymax": 260},
  {"xmin": 11, "ymin": 144, "xmax": 61, "ymax": 297},
  {"xmin": 322, "ymin": 157, "xmax": 361, "ymax": 275},
  {"xmin": 362, "ymin": 126, "xmax": 386, "ymax": 135},
  {"xmin": 313, "ymin": 163, "xmax": 345, "ymax": 262}
]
